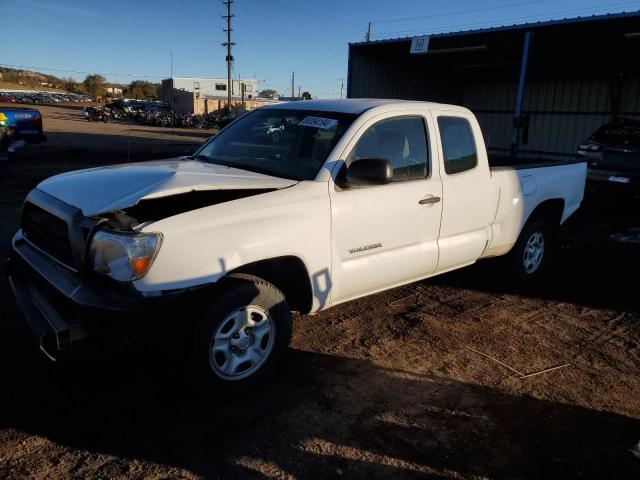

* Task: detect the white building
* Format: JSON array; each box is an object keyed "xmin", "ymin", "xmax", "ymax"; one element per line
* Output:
[{"xmin": 161, "ymin": 77, "xmax": 259, "ymax": 104}]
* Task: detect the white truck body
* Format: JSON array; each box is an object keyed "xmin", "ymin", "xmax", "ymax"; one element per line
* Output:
[{"xmin": 29, "ymin": 99, "xmax": 586, "ymax": 313}]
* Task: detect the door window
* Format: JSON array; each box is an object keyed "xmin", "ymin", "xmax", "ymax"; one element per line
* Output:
[
  {"xmin": 437, "ymin": 116, "xmax": 478, "ymax": 175},
  {"xmin": 348, "ymin": 116, "xmax": 429, "ymax": 181}
]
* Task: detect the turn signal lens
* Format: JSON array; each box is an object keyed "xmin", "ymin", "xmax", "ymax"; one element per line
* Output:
[{"xmin": 131, "ymin": 256, "xmax": 152, "ymax": 277}]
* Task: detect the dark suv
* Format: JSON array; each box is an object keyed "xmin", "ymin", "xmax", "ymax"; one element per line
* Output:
[{"xmin": 577, "ymin": 119, "xmax": 640, "ymax": 193}]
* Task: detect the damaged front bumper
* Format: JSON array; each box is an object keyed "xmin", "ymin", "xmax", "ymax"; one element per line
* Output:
[{"xmin": 8, "ymin": 230, "xmax": 199, "ymax": 361}]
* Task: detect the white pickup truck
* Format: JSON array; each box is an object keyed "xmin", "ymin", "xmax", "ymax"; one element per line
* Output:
[{"xmin": 9, "ymin": 99, "xmax": 586, "ymax": 394}]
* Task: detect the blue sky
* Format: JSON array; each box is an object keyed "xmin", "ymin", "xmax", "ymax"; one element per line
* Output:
[{"xmin": 1, "ymin": 0, "xmax": 639, "ymax": 98}]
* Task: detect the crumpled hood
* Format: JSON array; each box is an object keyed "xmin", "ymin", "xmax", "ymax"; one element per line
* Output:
[{"xmin": 37, "ymin": 158, "xmax": 298, "ymax": 216}]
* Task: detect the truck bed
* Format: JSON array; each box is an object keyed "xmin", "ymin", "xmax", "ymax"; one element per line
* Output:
[
  {"xmin": 489, "ymin": 154, "xmax": 583, "ymax": 171},
  {"xmin": 482, "ymin": 158, "xmax": 587, "ymax": 259}
]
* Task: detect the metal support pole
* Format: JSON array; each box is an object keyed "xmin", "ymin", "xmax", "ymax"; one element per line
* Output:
[{"xmin": 511, "ymin": 30, "xmax": 533, "ymax": 160}]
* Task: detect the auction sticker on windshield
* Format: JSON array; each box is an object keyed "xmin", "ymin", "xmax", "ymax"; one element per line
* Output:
[{"xmin": 298, "ymin": 116, "xmax": 338, "ymax": 129}]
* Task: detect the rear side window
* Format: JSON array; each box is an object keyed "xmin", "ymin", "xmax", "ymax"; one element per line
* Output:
[
  {"xmin": 348, "ymin": 116, "xmax": 429, "ymax": 181},
  {"xmin": 438, "ymin": 117, "xmax": 478, "ymax": 175},
  {"xmin": 591, "ymin": 124, "xmax": 640, "ymax": 147}
]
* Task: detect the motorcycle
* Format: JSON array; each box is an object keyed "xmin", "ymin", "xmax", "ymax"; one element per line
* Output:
[{"xmin": 83, "ymin": 107, "xmax": 109, "ymax": 123}]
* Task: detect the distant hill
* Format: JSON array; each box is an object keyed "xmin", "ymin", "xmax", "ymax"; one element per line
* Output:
[
  {"xmin": 0, "ymin": 67, "xmax": 127, "ymax": 94},
  {"xmin": 0, "ymin": 67, "xmax": 157, "ymax": 99},
  {"xmin": 0, "ymin": 67, "xmax": 68, "ymax": 90}
]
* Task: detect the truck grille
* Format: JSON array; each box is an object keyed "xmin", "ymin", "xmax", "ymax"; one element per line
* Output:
[
  {"xmin": 21, "ymin": 201, "xmax": 76, "ymax": 268},
  {"xmin": 601, "ymin": 150, "xmax": 640, "ymax": 173}
]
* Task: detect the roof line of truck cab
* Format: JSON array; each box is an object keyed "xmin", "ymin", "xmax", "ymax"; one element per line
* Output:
[{"xmin": 262, "ymin": 99, "xmax": 470, "ymax": 115}]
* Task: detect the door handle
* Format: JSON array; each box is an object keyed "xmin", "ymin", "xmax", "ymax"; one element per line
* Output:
[{"xmin": 419, "ymin": 196, "xmax": 441, "ymax": 205}]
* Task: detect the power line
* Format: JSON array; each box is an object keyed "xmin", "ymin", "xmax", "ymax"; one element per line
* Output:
[
  {"xmin": 372, "ymin": 3, "xmax": 640, "ymax": 38},
  {"xmin": 372, "ymin": 0, "xmax": 542, "ymax": 25},
  {"xmin": 0, "ymin": 63, "xmax": 161, "ymax": 78}
]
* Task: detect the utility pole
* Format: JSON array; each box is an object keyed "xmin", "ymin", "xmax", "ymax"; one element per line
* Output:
[
  {"xmin": 340, "ymin": 76, "xmax": 344, "ymax": 98},
  {"xmin": 366, "ymin": 22, "xmax": 371, "ymax": 42},
  {"xmin": 169, "ymin": 51, "xmax": 174, "ymax": 137},
  {"xmin": 169, "ymin": 51, "xmax": 173, "ymax": 109},
  {"xmin": 291, "ymin": 71, "xmax": 295, "ymax": 99},
  {"xmin": 222, "ymin": 0, "xmax": 235, "ymax": 114}
]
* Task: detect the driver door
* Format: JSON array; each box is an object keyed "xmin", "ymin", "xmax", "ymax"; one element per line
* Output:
[{"xmin": 329, "ymin": 112, "xmax": 443, "ymax": 304}]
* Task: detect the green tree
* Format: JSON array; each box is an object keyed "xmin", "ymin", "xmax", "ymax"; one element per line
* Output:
[
  {"xmin": 82, "ymin": 74, "xmax": 107, "ymax": 97},
  {"xmin": 301, "ymin": 91, "xmax": 312, "ymax": 100},
  {"xmin": 258, "ymin": 89, "xmax": 278, "ymax": 99},
  {"xmin": 126, "ymin": 80, "xmax": 159, "ymax": 100},
  {"xmin": 60, "ymin": 76, "xmax": 82, "ymax": 93}
]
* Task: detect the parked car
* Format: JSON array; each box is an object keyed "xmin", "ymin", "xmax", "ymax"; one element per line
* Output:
[
  {"xmin": 0, "ymin": 112, "xmax": 16, "ymax": 162},
  {"xmin": 0, "ymin": 95, "xmax": 17, "ymax": 103},
  {"xmin": 0, "ymin": 90, "xmax": 94, "ymax": 104},
  {"xmin": 8, "ymin": 99, "xmax": 586, "ymax": 395},
  {"xmin": 577, "ymin": 118, "xmax": 640, "ymax": 193},
  {"xmin": 0, "ymin": 107, "xmax": 46, "ymax": 155}
]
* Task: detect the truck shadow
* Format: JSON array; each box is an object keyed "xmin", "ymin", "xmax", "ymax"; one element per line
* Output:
[{"xmin": 0, "ymin": 338, "xmax": 638, "ymax": 479}]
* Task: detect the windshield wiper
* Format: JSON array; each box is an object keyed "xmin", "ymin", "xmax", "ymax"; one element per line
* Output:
[{"xmin": 186, "ymin": 153, "xmax": 211, "ymax": 161}]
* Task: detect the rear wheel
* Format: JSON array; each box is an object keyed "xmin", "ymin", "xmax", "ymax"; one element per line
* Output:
[
  {"xmin": 507, "ymin": 216, "xmax": 553, "ymax": 284},
  {"xmin": 189, "ymin": 274, "xmax": 292, "ymax": 398}
]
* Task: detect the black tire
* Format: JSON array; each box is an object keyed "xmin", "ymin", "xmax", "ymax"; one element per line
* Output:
[
  {"xmin": 506, "ymin": 216, "xmax": 554, "ymax": 284},
  {"xmin": 189, "ymin": 273, "xmax": 292, "ymax": 399}
]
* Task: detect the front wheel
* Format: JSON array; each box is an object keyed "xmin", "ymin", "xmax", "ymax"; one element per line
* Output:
[
  {"xmin": 189, "ymin": 274, "xmax": 292, "ymax": 398},
  {"xmin": 507, "ymin": 216, "xmax": 553, "ymax": 284}
]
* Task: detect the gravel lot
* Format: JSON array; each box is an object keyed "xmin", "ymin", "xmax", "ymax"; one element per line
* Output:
[{"xmin": 0, "ymin": 104, "xmax": 639, "ymax": 479}]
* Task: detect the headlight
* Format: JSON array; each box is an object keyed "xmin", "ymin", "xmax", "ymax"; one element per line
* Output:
[
  {"xmin": 578, "ymin": 143, "xmax": 601, "ymax": 152},
  {"xmin": 89, "ymin": 231, "xmax": 162, "ymax": 282}
]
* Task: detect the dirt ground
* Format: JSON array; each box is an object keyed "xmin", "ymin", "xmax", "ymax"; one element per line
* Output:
[{"xmin": 0, "ymin": 104, "xmax": 639, "ymax": 479}]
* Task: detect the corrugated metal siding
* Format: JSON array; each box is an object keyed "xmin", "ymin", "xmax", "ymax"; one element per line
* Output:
[
  {"xmin": 466, "ymin": 77, "xmax": 640, "ymax": 159},
  {"xmin": 350, "ymin": 47, "xmax": 640, "ymax": 160},
  {"xmin": 349, "ymin": 50, "xmax": 461, "ymax": 103}
]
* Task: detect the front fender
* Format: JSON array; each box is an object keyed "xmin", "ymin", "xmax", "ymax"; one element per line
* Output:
[{"xmin": 133, "ymin": 181, "xmax": 332, "ymax": 312}]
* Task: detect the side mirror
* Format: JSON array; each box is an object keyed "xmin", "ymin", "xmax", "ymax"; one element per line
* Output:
[{"xmin": 346, "ymin": 158, "xmax": 393, "ymax": 186}]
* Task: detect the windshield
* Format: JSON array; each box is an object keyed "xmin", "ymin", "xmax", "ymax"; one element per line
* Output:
[
  {"xmin": 194, "ymin": 108, "xmax": 357, "ymax": 180},
  {"xmin": 591, "ymin": 123, "xmax": 640, "ymax": 148}
]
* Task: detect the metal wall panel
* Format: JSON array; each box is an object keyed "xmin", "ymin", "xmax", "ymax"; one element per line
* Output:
[
  {"xmin": 348, "ymin": 50, "xmax": 461, "ymax": 103},
  {"xmin": 349, "ymin": 44, "xmax": 640, "ymax": 159},
  {"xmin": 457, "ymin": 76, "xmax": 639, "ymax": 159}
]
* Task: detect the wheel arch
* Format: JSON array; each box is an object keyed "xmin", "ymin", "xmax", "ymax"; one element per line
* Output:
[
  {"xmin": 526, "ymin": 198, "xmax": 565, "ymax": 228},
  {"xmin": 228, "ymin": 255, "xmax": 313, "ymax": 314}
]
